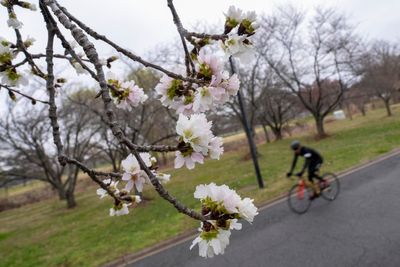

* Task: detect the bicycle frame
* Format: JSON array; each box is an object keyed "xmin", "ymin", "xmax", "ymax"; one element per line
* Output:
[
  {"xmin": 297, "ymin": 179, "xmax": 305, "ymax": 199},
  {"xmin": 296, "ymin": 177, "xmax": 319, "ymax": 196}
]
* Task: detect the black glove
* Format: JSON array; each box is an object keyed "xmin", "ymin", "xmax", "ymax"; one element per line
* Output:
[
  {"xmin": 286, "ymin": 172, "xmax": 292, "ymax": 178},
  {"xmin": 295, "ymin": 172, "xmax": 303, "ymax": 177}
]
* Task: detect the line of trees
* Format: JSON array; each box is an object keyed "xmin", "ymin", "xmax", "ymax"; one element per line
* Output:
[{"xmin": 223, "ymin": 6, "xmax": 400, "ymax": 140}]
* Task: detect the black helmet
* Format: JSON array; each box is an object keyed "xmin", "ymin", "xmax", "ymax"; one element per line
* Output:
[{"xmin": 290, "ymin": 140, "xmax": 300, "ymax": 150}]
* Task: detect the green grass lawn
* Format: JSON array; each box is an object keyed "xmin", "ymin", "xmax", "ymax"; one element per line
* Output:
[{"xmin": 0, "ymin": 106, "xmax": 399, "ymax": 267}]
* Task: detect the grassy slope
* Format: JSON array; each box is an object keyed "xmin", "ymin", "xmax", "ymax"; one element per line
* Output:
[{"xmin": 0, "ymin": 107, "xmax": 399, "ymax": 267}]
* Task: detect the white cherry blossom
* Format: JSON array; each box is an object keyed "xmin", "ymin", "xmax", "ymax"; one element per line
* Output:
[
  {"xmin": 190, "ymin": 228, "xmax": 231, "ymax": 258},
  {"xmin": 121, "ymin": 154, "xmax": 146, "ymax": 192},
  {"xmin": 109, "ymin": 203, "xmax": 130, "ymax": 216},
  {"xmin": 238, "ymin": 197, "xmax": 258, "ymax": 223},
  {"xmin": 174, "ymin": 151, "xmax": 204, "ymax": 170},
  {"xmin": 7, "ymin": 18, "xmax": 23, "ymax": 29},
  {"xmin": 96, "ymin": 179, "xmax": 119, "ymax": 199}
]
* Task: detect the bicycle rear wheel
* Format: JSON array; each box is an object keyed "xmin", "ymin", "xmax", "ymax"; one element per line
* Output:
[
  {"xmin": 287, "ymin": 184, "xmax": 312, "ymax": 214},
  {"xmin": 321, "ymin": 173, "xmax": 340, "ymax": 201}
]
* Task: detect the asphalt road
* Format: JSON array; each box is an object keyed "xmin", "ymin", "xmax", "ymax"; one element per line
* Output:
[{"xmin": 131, "ymin": 154, "xmax": 400, "ymax": 267}]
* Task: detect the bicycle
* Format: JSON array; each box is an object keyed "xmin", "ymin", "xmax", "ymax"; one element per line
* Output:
[{"xmin": 287, "ymin": 173, "xmax": 340, "ymax": 214}]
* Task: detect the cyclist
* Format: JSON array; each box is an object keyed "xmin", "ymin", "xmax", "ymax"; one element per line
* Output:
[{"xmin": 286, "ymin": 140, "xmax": 326, "ymax": 200}]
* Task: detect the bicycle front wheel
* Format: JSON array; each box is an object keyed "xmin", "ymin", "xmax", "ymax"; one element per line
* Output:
[
  {"xmin": 287, "ymin": 184, "xmax": 312, "ymax": 214},
  {"xmin": 321, "ymin": 173, "xmax": 340, "ymax": 201}
]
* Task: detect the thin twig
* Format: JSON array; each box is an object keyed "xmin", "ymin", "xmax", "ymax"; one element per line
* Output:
[
  {"xmin": 167, "ymin": 0, "xmax": 195, "ymax": 76},
  {"xmin": 53, "ymin": 1, "xmax": 203, "ymax": 84},
  {"xmin": 0, "ymin": 84, "xmax": 50, "ymax": 104}
]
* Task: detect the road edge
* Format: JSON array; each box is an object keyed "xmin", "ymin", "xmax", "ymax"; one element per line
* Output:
[{"xmin": 103, "ymin": 147, "xmax": 400, "ymax": 267}]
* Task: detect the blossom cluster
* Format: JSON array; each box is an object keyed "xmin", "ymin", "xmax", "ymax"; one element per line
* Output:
[
  {"xmin": 0, "ymin": 36, "xmax": 32, "ymax": 87},
  {"xmin": 107, "ymin": 72, "xmax": 148, "ymax": 111},
  {"xmin": 96, "ymin": 152, "xmax": 170, "ymax": 216},
  {"xmin": 190, "ymin": 183, "xmax": 258, "ymax": 258},
  {"xmin": 174, "ymin": 114, "xmax": 223, "ymax": 170},
  {"xmin": 155, "ymin": 51, "xmax": 240, "ymax": 115},
  {"xmin": 221, "ymin": 6, "xmax": 259, "ymax": 63}
]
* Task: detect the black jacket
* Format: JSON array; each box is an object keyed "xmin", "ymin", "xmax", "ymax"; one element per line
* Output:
[{"xmin": 289, "ymin": 146, "xmax": 323, "ymax": 174}]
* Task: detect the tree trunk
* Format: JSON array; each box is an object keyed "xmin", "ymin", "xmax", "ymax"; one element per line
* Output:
[
  {"xmin": 384, "ymin": 99, "xmax": 392, "ymax": 116},
  {"xmin": 261, "ymin": 124, "xmax": 270, "ymax": 143},
  {"xmin": 58, "ymin": 188, "xmax": 66, "ymax": 200},
  {"xmin": 314, "ymin": 115, "xmax": 327, "ymax": 138},
  {"xmin": 271, "ymin": 127, "xmax": 283, "ymax": 140},
  {"xmin": 54, "ymin": 182, "xmax": 66, "ymax": 200},
  {"xmin": 64, "ymin": 166, "xmax": 79, "ymax": 209},
  {"xmin": 346, "ymin": 104, "xmax": 353, "ymax": 120},
  {"xmin": 250, "ymin": 126, "xmax": 256, "ymax": 139},
  {"xmin": 65, "ymin": 190, "xmax": 77, "ymax": 208},
  {"xmin": 360, "ymin": 105, "xmax": 366, "ymax": 116}
]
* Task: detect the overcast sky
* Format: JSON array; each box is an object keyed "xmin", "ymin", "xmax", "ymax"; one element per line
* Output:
[{"xmin": 1, "ymin": 0, "xmax": 400, "ymax": 113}]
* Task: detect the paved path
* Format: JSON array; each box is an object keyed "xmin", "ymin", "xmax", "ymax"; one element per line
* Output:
[{"xmin": 131, "ymin": 154, "xmax": 400, "ymax": 267}]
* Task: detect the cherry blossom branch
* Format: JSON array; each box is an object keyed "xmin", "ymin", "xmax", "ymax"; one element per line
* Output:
[
  {"xmin": 0, "ymin": 84, "xmax": 50, "ymax": 104},
  {"xmin": 61, "ymin": 156, "xmax": 125, "ymax": 202},
  {"xmin": 184, "ymin": 31, "xmax": 227, "ymax": 41},
  {"xmin": 131, "ymin": 143, "xmax": 179, "ymax": 153},
  {"xmin": 40, "ymin": 3, "xmax": 127, "ymax": 205},
  {"xmin": 12, "ymin": 54, "xmax": 89, "ymax": 69},
  {"xmin": 39, "ymin": 3, "xmax": 99, "ymax": 81},
  {"xmin": 7, "ymin": 5, "xmax": 46, "ymax": 79},
  {"xmin": 44, "ymin": 0, "xmax": 205, "ymax": 222},
  {"xmin": 42, "ymin": 5, "xmax": 64, "ymax": 157},
  {"xmin": 52, "ymin": 1, "xmax": 203, "ymax": 84}
]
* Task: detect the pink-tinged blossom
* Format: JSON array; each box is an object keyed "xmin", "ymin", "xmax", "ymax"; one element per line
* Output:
[
  {"xmin": 193, "ymin": 86, "xmax": 213, "ymax": 113},
  {"xmin": 121, "ymin": 154, "xmax": 146, "ymax": 192},
  {"xmin": 174, "ymin": 151, "xmax": 204, "ymax": 170},
  {"xmin": 114, "ymin": 81, "xmax": 148, "ymax": 111},
  {"xmin": 155, "ymin": 75, "xmax": 176, "ymax": 107},
  {"xmin": 172, "ymin": 101, "xmax": 194, "ymax": 116},
  {"xmin": 197, "ymin": 51, "xmax": 224, "ymax": 79},
  {"xmin": 208, "ymin": 137, "xmax": 224, "ymax": 160},
  {"xmin": 176, "ymin": 114, "xmax": 212, "ymax": 155},
  {"xmin": 225, "ymin": 73, "xmax": 240, "ymax": 96}
]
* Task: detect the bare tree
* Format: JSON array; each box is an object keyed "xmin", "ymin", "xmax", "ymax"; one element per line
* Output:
[
  {"xmin": 257, "ymin": 86, "xmax": 299, "ymax": 140},
  {"xmin": 0, "ymin": 110, "xmax": 65, "ymax": 197},
  {"xmin": 342, "ymin": 83, "xmax": 370, "ymax": 117},
  {"xmin": 0, "ymin": 93, "xmax": 101, "ymax": 208},
  {"xmin": 259, "ymin": 6, "xmax": 360, "ymax": 137},
  {"xmin": 359, "ymin": 40, "xmax": 400, "ymax": 116}
]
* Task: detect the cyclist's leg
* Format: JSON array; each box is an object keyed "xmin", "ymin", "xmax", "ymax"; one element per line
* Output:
[
  {"xmin": 307, "ymin": 164, "xmax": 320, "ymax": 196},
  {"xmin": 313, "ymin": 162, "xmax": 323, "ymax": 181}
]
